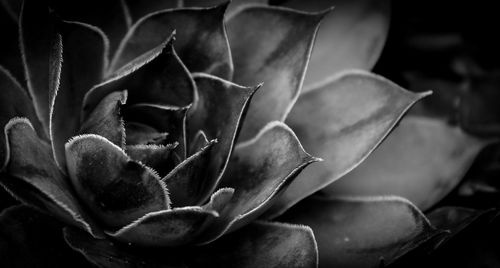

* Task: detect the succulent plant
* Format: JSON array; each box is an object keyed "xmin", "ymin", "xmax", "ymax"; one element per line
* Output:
[{"xmin": 0, "ymin": 0, "xmax": 496, "ymax": 267}]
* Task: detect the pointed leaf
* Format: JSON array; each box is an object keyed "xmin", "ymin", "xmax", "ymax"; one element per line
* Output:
[
  {"xmin": 190, "ymin": 221, "xmax": 318, "ymax": 268},
  {"xmin": 228, "ymin": 6, "xmax": 326, "ymax": 141},
  {"xmin": 19, "ymin": 0, "xmax": 61, "ymax": 137},
  {"xmin": 323, "ymin": 116, "xmax": 488, "ymax": 210},
  {"xmin": 282, "ymin": 0, "xmax": 391, "ymax": 90},
  {"xmin": 186, "ymin": 73, "xmax": 258, "ymax": 205},
  {"xmin": 279, "ymin": 196, "xmax": 442, "ymax": 268},
  {"xmin": 200, "ymin": 121, "xmax": 320, "ymax": 242},
  {"xmin": 107, "ymin": 207, "xmax": 219, "ymax": 247},
  {"xmin": 83, "ymin": 34, "xmax": 196, "ymax": 119},
  {"xmin": 124, "ymin": 104, "xmax": 189, "ymax": 159},
  {"xmin": 392, "ymin": 208, "xmax": 500, "ymax": 268},
  {"xmin": 1, "ymin": 118, "xmax": 103, "ymax": 237},
  {"xmin": 64, "ymin": 227, "xmax": 186, "ymax": 268},
  {"xmin": 80, "ymin": 91, "xmax": 127, "ymax": 148},
  {"xmin": 0, "ymin": 205, "xmax": 92, "ymax": 268},
  {"xmin": 163, "ymin": 139, "xmax": 217, "ymax": 207},
  {"xmin": 0, "ymin": 66, "xmax": 43, "ymax": 169},
  {"xmin": 65, "ymin": 134, "xmax": 170, "ymax": 228},
  {"xmin": 265, "ymin": 70, "xmax": 429, "ymax": 218},
  {"xmin": 50, "ymin": 21, "xmax": 110, "ymax": 170},
  {"xmin": 126, "ymin": 143, "xmax": 177, "ymax": 177},
  {"xmin": 110, "ymin": 4, "xmax": 233, "ymax": 79}
]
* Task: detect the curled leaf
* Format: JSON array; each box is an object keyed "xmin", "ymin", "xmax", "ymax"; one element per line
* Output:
[
  {"xmin": 65, "ymin": 134, "xmax": 170, "ymax": 228},
  {"xmin": 281, "ymin": 0, "xmax": 391, "ymax": 90},
  {"xmin": 107, "ymin": 207, "xmax": 219, "ymax": 247},
  {"xmin": 110, "ymin": 4, "xmax": 233, "ymax": 79},
  {"xmin": 1, "ymin": 118, "xmax": 103, "ymax": 237},
  {"xmin": 227, "ymin": 5, "xmax": 327, "ymax": 141},
  {"xmin": 266, "ymin": 70, "xmax": 429, "ymax": 218},
  {"xmin": 190, "ymin": 221, "xmax": 318, "ymax": 268},
  {"xmin": 280, "ymin": 196, "xmax": 442, "ymax": 268},
  {"xmin": 186, "ymin": 73, "xmax": 258, "ymax": 205},
  {"xmin": 0, "ymin": 66, "xmax": 43, "ymax": 169}
]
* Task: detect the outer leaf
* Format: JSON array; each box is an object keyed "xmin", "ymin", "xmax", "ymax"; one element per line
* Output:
[
  {"xmin": 83, "ymin": 34, "xmax": 195, "ymax": 119},
  {"xmin": 190, "ymin": 221, "xmax": 318, "ymax": 268},
  {"xmin": 64, "ymin": 227, "xmax": 186, "ymax": 268},
  {"xmin": 227, "ymin": 5, "xmax": 326, "ymax": 141},
  {"xmin": 65, "ymin": 134, "xmax": 170, "ymax": 228},
  {"xmin": 281, "ymin": 0, "xmax": 391, "ymax": 90},
  {"xmin": 109, "ymin": 4, "xmax": 233, "ymax": 79},
  {"xmin": 199, "ymin": 121, "xmax": 320, "ymax": 243},
  {"xmin": 19, "ymin": 0, "xmax": 61, "ymax": 137},
  {"xmin": 0, "ymin": 205, "xmax": 92, "ymax": 268},
  {"xmin": 186, "ymin": 73, "xmax": 258, "ymax": 205},
  {"xmin": 125, "ymin": 0, "xmax": 182, "ymax": 21},
  {"xmin": 50, "ymin": 21, "xmax": 109, "ymax": 170},
  {"xmin": 0, "ymin": 66, "xmax": 43, "ymax": 169},
  {"xmin": 79, "ymin": 91, "xmax": 127, "ymax": 148},
  {"xmin": 1, "ymin": 118, "xmax": 103, "ymax": 237},
  {"xmin": 279, "ymin": 196, "xmax": 443, "ymax": 268},
  {"xmin": 323, "ymin": 116, "xmax": 488, "ymax": 210},
  {"xmin": 265, "ymin": 70, "xmax": 430, "ymax": 218},
  {"xmin": 392, "ymin": 208, "xmax": 500, "ymax": 268},
  {"xmin": 48, "ymin": 0, "xmax": 129, "ymax": 52},
  {"xmin": 184, "ymin": 0, "xmax": 268, "ymax": 18},
  {"xmin": 107, "ymin": 207, "xmax": 218, "ymax": 247}
]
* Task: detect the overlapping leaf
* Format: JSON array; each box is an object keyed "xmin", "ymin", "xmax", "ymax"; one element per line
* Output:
[
  {"xmin": 323, "ymin": 116, "xmax": 489, "ymax": 210},
  {"xmin": 265, "ymin": 70, "xmax": 430, "ymax": 218}
]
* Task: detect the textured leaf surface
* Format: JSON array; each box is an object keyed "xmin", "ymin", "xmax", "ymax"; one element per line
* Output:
[
  {"xmin": 280, "ymin": 196, "xmax": 442, "ymax": 268},
  {"xmin": 324, "ymin": 116, "xmax": 488, "ymax": 210},
  {"xmin": 227, "ymin": 6, "xmax": 325, "ymax": 141},
  {"xmin": 163, "ymin": 139, "xmax": 216, "ymax": 207},
  {"xmin": 190, "ymin": 221, "xmax": 318, "ymax": 268},
  {"xmin": 266, "ymin": 70, "xmax": 429, "ymax": 218},
  {"xmin": 126, "ymin": 143, "xmax": 177, "ymax": 177},
  {"xmin": 185, "ymin": 73, "xmax": 257, "ymax": 205},
  {"xmin": 212, "ymin": 122, "xmax": 320, "ymax": 236},
  {"xmin": 110, "ymin": 5, "xmax": 232, "ymax": 79},
  {"xmin": 50, "ymin": 21, "xmax": 109, "ymax": 170},
  {"xmin": 80, "ymin": 91, "xmax": 127, "ymax": 148},
  {"xmin": 1, "ymin": 118, "xmax": 102, "ymax": 237},
  {"xmin": 0, "ymin": 206, "xmax": 92, "ymax": 268},
  {"xmin": 83, "ymin": 35, "xmax": 195, "ymax": 119},
  {"xmin": 65, "ymin": 134, "xmax": 169, "ymax": 228},
  {"xmin": 19, "ymin": 0, "xmax": 61, "ymax": 137},
  {"xmin": 0, "ymin": 66, "xmax": 43, "ymax": 169},
  {"xmin": 124, "ymin": 104, "xmax": 189, "ymax": 159},
  {"xmin": 282, "ymin": 0, "xmax": 391, "ymax": 90},
  {"xmin": 64, "ymin": 227, "xmax": 186, "ymax": 268},
  {"xmin": 108, "ymin": 207, "xmax": 218, "ymax": 247},
  {"xmin": 125, "ymin": 122, "xmax": 168, "ymax": 146}
]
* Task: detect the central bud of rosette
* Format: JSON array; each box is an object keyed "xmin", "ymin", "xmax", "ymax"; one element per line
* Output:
[{"xmin": 61, "ymin": 34, "xmax": 266, "ymax": 246}]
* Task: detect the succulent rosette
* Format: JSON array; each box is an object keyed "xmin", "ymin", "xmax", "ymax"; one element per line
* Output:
[{"xmin": 0, "ymin": 0, "xmax": 496, "ymax": 267}]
